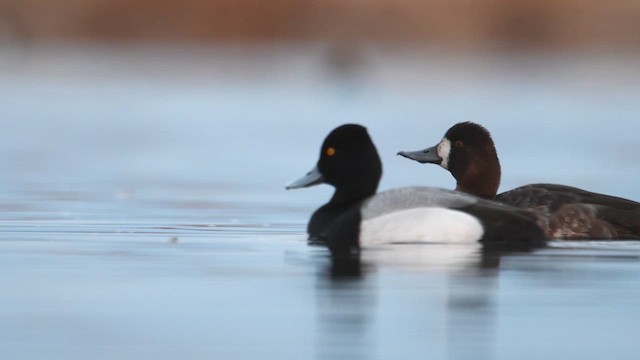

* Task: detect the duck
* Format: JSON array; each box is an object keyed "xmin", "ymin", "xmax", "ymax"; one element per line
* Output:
[
  {"xmin": 286, "ymin": 124, "xmax": 547, "ymax": 250},
  {"xmin": 398, "ymin": 121, "xmax": 640, "ymax": 240}
]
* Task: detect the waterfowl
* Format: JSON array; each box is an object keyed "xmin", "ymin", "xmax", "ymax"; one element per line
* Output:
[
  {"xmin": 398, "ymin": 122, "xmax": 640, "ymax": 239},
  {"xmin": 286, "ymin": 124, "xmax": 546, "ymax": 250}
]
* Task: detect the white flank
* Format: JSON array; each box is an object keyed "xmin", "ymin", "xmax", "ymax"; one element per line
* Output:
[
  {"xmin": 359, "ymin": 207, "xmax": 484, "ymax": 246},
  {"xmin": 437, "ymin": 138, "xmax": 451, "ymax": 169}
]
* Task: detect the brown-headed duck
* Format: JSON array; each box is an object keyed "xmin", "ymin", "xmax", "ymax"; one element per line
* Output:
[{"xmin": 398, "ymin": 122, "xmax": 640, "ymax": 239}]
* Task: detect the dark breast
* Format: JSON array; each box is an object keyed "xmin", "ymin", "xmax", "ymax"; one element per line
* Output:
[{"xmin": 496, "ymin": 184, "xmax": 640, "ymax": 240}]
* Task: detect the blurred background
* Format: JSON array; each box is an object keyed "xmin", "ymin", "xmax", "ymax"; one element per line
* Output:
[
  {"xmin": 0, "ymin": 0, "xmax": 639, "ymax": 205},
  {"xmin": 2, "ymin": 0, "xmax": 640, "ymax": 49},
  {"xmin": 2, "ymin": 3, "xmax": 640, "ymax": 360},
  {"xmin": 1, "ymin": 0, "xmax": 639, "ymax": 198}
]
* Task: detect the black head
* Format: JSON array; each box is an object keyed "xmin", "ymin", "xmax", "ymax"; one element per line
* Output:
[
  {"xmin": 287, "ymin": 124, "xmax": 382, "ymax": 204},
  {"xmin": 318, "ymin": 124, "xmax": 381, "ymax": 193}
]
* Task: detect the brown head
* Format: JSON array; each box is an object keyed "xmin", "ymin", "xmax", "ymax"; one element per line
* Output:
[{"xmin": 398, "ymin": 122, "xmax": 502, "ymax": 199}]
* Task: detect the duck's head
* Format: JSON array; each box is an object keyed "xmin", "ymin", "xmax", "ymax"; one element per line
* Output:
[
  {"xmin": 287, "ymin": 124, "xmax": 382, "ymax": 202},
  {"xmin": 398, "ymin": 122, "xmax": 501, "ymax": 199}
]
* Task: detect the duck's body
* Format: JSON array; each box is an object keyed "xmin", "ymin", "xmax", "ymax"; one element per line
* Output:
[
  {"xmin": 287, "ymin": 124, "xmax": 546, "ymax": 250},
  {"xmin": 398, "ymin": 122, "xmax": 640, "ymax": 240},
  {"xmin": 497, "ymin": 183, "xmax": 640, "ymax": 239}
]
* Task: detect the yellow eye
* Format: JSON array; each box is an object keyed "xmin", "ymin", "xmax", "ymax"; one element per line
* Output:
[
  {"xmin": 454, "ymin": 140, "xmax": 464, "ymax": 148},
  {"xmin": 326, "ymin": 147, "xmax": 336, "ymax": 156}
]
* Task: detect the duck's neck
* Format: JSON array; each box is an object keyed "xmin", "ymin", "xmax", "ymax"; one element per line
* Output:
[
  {"xmin": 330, "ymin": 181, "xmax": 379, "ymax": 205},
  {"xmin": 453, "ymin": 155, "xmax": 501, "ymax": 200}
]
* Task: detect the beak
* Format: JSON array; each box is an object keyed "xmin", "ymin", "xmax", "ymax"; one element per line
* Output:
[
  {"xmin": 285, "ymin": 165, "xmax": 324, "ymax": 190},
  {"xmin": 397, "ymin": 144, "xmax": 442, "ymax": 164}
]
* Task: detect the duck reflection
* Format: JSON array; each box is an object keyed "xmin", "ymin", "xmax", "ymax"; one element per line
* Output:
[
  {"xmin": 315, "ymin": 258, "xmax": 376, "ymax": 360},
  {"xmin": 313, "ymin": 243, "xmax": 537, "ymax": 359},
  {"xmin": 326, "ymin": 241, "xmax": 533, "ymax": 276}
]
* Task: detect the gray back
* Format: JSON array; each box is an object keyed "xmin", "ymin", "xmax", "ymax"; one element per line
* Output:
[{"xmin": 361, "ymin": 186, "xmax": 477, "ymax": 221}]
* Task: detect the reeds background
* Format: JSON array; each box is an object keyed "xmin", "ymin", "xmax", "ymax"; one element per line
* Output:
[{"xmin": 1, "ymin": 0, "xmax": 640, "ymax": 50}]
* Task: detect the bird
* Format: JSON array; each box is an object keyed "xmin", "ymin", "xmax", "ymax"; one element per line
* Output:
[
  {"xmin": 398, "ymin": 121, "xmax": 640, "ymax": 239},
  {"xmin": 286, "ymin": 124, "xmax": 547, "ymax": 251}
]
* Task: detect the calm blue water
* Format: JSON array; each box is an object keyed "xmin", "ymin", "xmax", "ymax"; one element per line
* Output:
[{"xmin": 1, "ymin": 44, "xmax": 640, "ymax": 359}]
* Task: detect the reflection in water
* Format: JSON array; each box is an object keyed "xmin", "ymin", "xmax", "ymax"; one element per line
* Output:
[
  {"xmin": 315, "ymin": 246, "xmax": 371, "ymax": 359},
  {"xmin": 328, "ymin": 246, "xmax": 363, "ymax": 279},
  {"xmin": 445, "ymin": 265, "xmax": 498, "ymax": 360},
  {"xmin": 315, "ymin": 263, "xmax": 376, "ymax": 360},
  {"xmin": 314, "ymin": 244, "xmax": 532, "ymax": 359}
]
